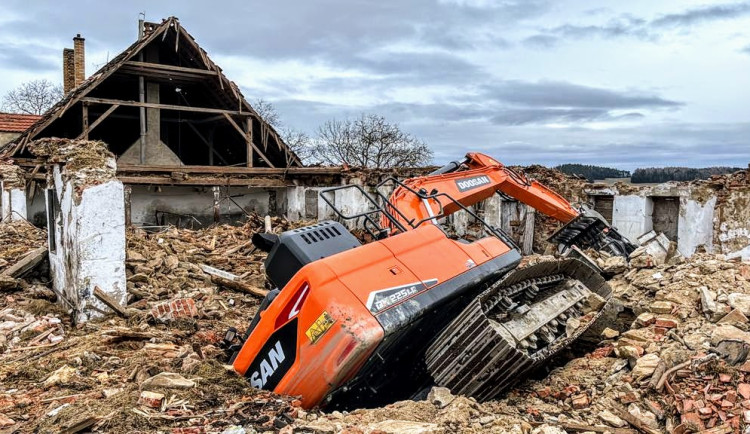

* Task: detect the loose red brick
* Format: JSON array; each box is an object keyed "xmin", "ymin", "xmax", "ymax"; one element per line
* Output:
[
  {"xmin": 655, "ymin": 317, "xmax": 679, "ymax": 329},
  {"xmin": 720, "ymin": 373, "xmax": 733, "ymax": 383},
  {"xmin": 683, "ymin": 399, "xmax": 695, "ymax": 412},
  {"xmin": 738, "ymin": 383, "xmax": 750, "ymax": 400},
  {"xmin": 698, "ymin": 407, "xmax": 714, "ymax": 418},
  {"xmin": 726, "ymin": 390, "xmax": 738, "ymax": 403},
  {"xmin": 151, "ymin": 298, "xmax": 198, "ymax": 321},
  {"xmin": 138, "ymin": 391, "xmax": 164, "ymax": 408},
  {"xmin": 681, "ymin": 412, "xmax": 705, "ymax": 429},
  {"xmin": 536, "ymin": 387, "xmax": 551, "ymax": 399},
  {"xmin": 571, "ymin": 393, "xmax": 589, "ymax": 409}
]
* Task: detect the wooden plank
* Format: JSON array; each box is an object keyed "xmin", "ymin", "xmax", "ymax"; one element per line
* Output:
[
  {"xmin": 75, "ymin": 104, "xmax": 119, "ymax": 140},
  {"xmin": 82, "ymin": 97, "xmax": 252, "ymax": 116},
  {"xmin": 122, "ymin": 61, "xmax": 217, "ymax": 75},
  {"xmin": 213, "ymin": 186, "xmax": 221, "ymax": 222},
  {"xmin": 116, "ymin": 176, "xmax": 292, "ymax": 187},
  {"xmin": 521, "ymin": 206, "xmax": 535, "ymax": 255},
  {"xmin": 81, "ymin": 103, "xmax": 89, "ymax": 140},
  {"xmin": 93, "ymin": 286, "xmax": 129, "ymax": 318},
  {"xmin": 222, "ymin": 113, "xmax": 275, "ymax": 168},
  {"xmin": 2, "ymin": 246, "xmax": 47, "ymax": 278},
  {"xmin": 246, "ymin": 117, "xmax": 253, "ymax": 168},
  {"xmin": 210, "ymin": 275, "xmax": 268, "ymax": 298},
  {"xmin": 124, "ymin": 185, "xmax": 132, "ymax": 226},
  {"xmin": 116, "ymin": 164, "xmax": 341, "ymax": 175}
]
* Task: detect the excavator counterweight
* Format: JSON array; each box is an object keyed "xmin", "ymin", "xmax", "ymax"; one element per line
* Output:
[{"xmin": 227, "ymin": 153, "xmax": 633, "ymax": 409}]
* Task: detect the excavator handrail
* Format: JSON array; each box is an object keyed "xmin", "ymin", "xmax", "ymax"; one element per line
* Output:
[
  {"xmin": 374, "ymin": 177, "xmax": 521, "ymax": 250},
  {"xmin": 319, "ymin": 184, "xmax": 412, "ymax": 239}
]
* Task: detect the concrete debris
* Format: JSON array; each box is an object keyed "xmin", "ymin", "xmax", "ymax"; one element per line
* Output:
[
  {"xmin": 28, "ymin": 138, "xmax": 117, "ymax": 190},
  {"xmin": 141, "ymin": 372, "xmax": 196, "ymax": 389}
]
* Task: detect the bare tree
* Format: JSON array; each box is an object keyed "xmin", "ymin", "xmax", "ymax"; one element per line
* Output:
[
  {"xmin": 281, "ymin": 127, "xmax": 313, "ymax": 166},
  {"xmin": 2, "ymin": 79, "xmax": 63, "ymax": 115},
  {"xmin": 313, "ymin": 113, "xmax": 432, "ymax": 168},
  {"xmin": 252, "ymin": 98, "xmax": 282, "ymax": 129}
]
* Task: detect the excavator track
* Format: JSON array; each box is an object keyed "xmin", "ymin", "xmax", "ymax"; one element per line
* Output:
[{"xmin": 425, "ymin": 259, "xmax": 611, "ymax": 402}]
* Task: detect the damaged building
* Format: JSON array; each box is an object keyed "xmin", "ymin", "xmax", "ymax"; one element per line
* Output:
[{"xmin": 0, "ymin": 17, "xmax": 326, "ymax": 227}]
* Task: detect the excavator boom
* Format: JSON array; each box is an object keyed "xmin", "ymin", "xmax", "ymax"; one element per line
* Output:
[{"xmin": 383, "ymin": 152, "xmax": 635, "ymax": 257}]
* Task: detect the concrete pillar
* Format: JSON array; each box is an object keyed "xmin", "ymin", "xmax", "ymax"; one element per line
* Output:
[
  {"xmin": 0, "ymin": 163, "xmax": 28, "ymax": 222},
  {"xmin": 677, "ymin": 196, "xmax": 716, "ymax": 258},
  {"xmin": 46, "ymin": 164, "xmax": 126, "ymax": 323},
  {"xmin": 611, "ymin": 195, "xmax": 652, "ymax": 243}
]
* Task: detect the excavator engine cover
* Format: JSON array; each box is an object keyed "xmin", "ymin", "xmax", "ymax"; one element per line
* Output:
[{"xmin": 262, "ymin": 221, "xmax": 360, "ymax": 289}]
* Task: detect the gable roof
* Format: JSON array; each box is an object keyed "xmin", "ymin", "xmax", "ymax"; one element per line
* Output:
[
  {"xmin": 0, "ymin": 113, "xmax": 41, "ymax": 133},
  {"xmin": 0, "ymin": 17, "xmax": 301, "ymax": 167}
]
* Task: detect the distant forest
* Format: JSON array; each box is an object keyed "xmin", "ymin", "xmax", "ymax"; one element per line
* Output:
[
  {"xmin": 554, "ymin": 164, "xmax": 742, "ymax": 183},
  {"xmin": 554, "ymin": 164, "xmax": 630, "ymax": 181},
  {"xmin": 630, "ymin": 166, "xmax": 741, "ymax": 183}
]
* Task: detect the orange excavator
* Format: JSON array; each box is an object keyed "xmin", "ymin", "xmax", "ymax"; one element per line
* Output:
[{"xmin": 226, "ymin": 152, "xmax": 635, "ymax": 410}]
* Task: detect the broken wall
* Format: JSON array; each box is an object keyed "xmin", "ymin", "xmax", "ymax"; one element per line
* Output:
[
  {"xmin": 0, "ymin": 161, "xmax": 27, "ymax": 222},
  {"xmin": 30, "ymin": 138, "xmax": 127, "ymax": 322},
  {"xmin": 128, "ymin": 185, "xmax": 275, "ymax": 227}
]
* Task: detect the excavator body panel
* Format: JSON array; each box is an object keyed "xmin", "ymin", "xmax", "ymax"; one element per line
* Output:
[{"xmin": 232, "ymin": 223, "xmax": 519, "ymax": 409}]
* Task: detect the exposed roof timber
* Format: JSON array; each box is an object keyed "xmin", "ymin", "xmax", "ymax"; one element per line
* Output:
[
  {"xmin": 1, "ymin": 16, "xmax": 302, "ymax": 167},
  {"xmin": 117, "ymin": 164, "xmax": 342, "ymax": 176},
  {"xmin": 119, "ymin": 61, "xmax": 220, "ymax": 81},
  {"xmin": 81, "ymin": 97, "xmax": 252, "ymax": 116}
]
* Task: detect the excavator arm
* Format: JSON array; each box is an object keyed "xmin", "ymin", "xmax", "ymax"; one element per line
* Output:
[{"xmin": 383, "ymin": 152, "xmax": 636, "ymax": 257}]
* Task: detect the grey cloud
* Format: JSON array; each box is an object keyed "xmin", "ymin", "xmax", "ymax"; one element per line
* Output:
[
  {"xmin": 530, "ymin": 2, "xmax": 750, "ymax": 45},
  {"xmin": 651, "ymin": 2, "xmax": 750, "ymax": 27},
  {"xmin": 482, "ymin": 81, "xmax": 682, "ymax": 109},
  {"xmin": 489, "ymin": 108, "xmax": 643, "ymax": 126},
  {"xmin": 0, "ymin": 44, "xmax": 59, "ymax": 72},
  {"xmin": 522, "ymin": 34, "xmax": 559, "ymax": 49},
  {"xmin": 742, "ymin": 44, "xmax": 750, "ymax": 54}
]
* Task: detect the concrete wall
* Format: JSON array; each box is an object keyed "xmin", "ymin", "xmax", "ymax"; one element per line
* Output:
[
  {"xmin": 677, "ymin": 196, "xmax": 715, "ymax": 257},
  {"xmin": 0, "ymin": 132, "xmax": 19, "ymax": 146},
  {"xmin": 129, "ymin": 185, "xmax": 275, "ymax": 226},
  {"xmin": 611, "ymin": 195, "xmax": 652, "ymax": 243},
  {"xmin": 592, "ymin": 184, "xmax": 729, "ymax": 259},
  {"xmin": 0, "ymin": 183, "xmax": 27, "ymax": 222},
  {"xmin": 47, "ymin": 165, "xmax": 127, "ymax": 322}
]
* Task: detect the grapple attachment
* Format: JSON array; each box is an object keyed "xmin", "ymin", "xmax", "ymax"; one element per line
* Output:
[{"xmin": 549, "ymin": 206, "xmax": 636, "ymax": 258}]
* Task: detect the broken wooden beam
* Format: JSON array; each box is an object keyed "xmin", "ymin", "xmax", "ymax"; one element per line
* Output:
[
  {"xmin": 210, "ymin": 275, "xmax": 268, "ymax": 298},
  {"xmin": 1, "ymin": 246, "xmax": 47, "ymax": 278},
  {"xmin": 93, "ymin": 286, "xmax": 129, "ymax": 318}
]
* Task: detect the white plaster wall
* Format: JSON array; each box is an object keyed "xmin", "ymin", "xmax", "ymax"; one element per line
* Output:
[
  {"xmin": 677, "ymin": 197, "xmax": 716, "ymax": 257},
  {"xmin": 612, "ymin": 195, "xmax": 652, "ymax": 243},
  {"xmin": 48, "ymin": 165, "xmax": 127, "ymax": 322},
  {"xmin": 129, "ymin": 185, "xmax": 270, "ymax": 225},
  {"xmin": 0, "ymin": 183, "xmax": 27, "ymax": 222}
]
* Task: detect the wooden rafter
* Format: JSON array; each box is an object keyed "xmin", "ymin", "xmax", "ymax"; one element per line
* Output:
[
  {"xmin": 76, "ymin": 104, "xmax": 120, "ymax": 140},
  {"xmin": 222, "ymin": 113, "xmax": 275, "ymax": 168}
]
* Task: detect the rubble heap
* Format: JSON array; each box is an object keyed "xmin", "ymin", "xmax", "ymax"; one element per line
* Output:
[
  {"xmin": 28, "ymin": 138, "xmax": 116, "ymax": 190},
  {"xmin": 517, "ymin": 165, "xmax": 590, "ymax": 253},
  {"xmin": 0, "ymin": 215, "xmax": 314, "ymax": 433},
  {"xmin": 286, "ymin": 251, "xmax": 750, "ymax": 433},
  {"xmin": 0, "ymin": 160, "xmax": 25, "ymax": 190}
]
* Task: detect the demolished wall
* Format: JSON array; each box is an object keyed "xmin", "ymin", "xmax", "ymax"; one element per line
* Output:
[
  {"xmin": 0, "ymin": 160, "xmax": 27, "ymax": 222},
  {"xmin": 29, "ymin": 138, "xmax": 126, "ymax": 322},
  {"xmin": 586, "ymin": 168, "xmax": 750, "ymax": 259}
]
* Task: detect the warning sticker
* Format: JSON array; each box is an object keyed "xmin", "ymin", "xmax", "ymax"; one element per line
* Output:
[{"xmin": 305, "ymin": 311, "xmax": 335, "ymax": 344}]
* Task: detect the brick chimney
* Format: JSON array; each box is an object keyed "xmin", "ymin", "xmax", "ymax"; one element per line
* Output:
[
  {"xmin": 62, "ymin": 48, "xmax": 75, "ymax": 94},
  {"xmin": 73, "ymin": 34, "xmax": 85, "ymax": 87}
]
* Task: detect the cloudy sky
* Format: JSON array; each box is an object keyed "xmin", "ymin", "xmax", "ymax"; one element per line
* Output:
[{"xmin": 1, "ymin": 0, "xmax": 749, "ymax": 170}]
